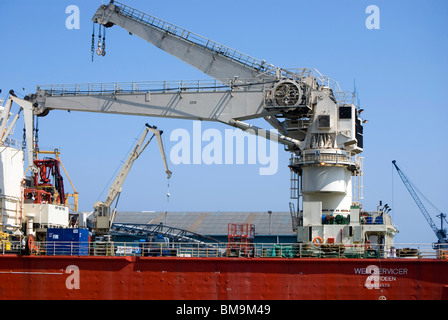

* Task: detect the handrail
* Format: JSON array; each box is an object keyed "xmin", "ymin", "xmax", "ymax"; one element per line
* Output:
[
  {"xmin": 2, "ymin": 137, "xmax": 22, "ymax": 149},
  {"xmin": 37, "ymin": 79, "xmax": 270, "ymax": 96},
  {"xmin": 1, "ymin": 241, "xmax": 447, "ymax": 259},
  {"xmin": 293, "ymin": 152, "xmax": 354, "ymax": 166}
]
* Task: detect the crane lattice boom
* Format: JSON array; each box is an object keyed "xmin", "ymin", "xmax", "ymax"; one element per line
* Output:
[
  {"xmin": 94, "ymin": 124, "xmax": 172, "ymax": 235},
  {"xmin": 392, "ymin": 160, "xmax": 447, "ymax": 244}
]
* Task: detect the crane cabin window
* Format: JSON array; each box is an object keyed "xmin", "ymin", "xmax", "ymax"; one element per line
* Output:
[{"xmin": 339, "ymin": 106, "xmax": 352, "ymax": 119}]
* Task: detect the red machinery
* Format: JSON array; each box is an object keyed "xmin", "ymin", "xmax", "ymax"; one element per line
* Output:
[
  {"xmin": 227, "ymin": 223, "xmax": 255, "ymax": 257},
  {"xmin": 24, "ymin": 159, "xmax": 66, "ymax": 205}
]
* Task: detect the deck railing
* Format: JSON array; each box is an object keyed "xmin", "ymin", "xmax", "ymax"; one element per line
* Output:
[{"xmin": 1, "ymin": 241, "xmax": 447, "ymax": 260}]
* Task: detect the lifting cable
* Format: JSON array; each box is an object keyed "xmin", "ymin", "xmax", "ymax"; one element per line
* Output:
[
  {"xmin": 92, "ymin": 22, "xmax": 107, "ymax": 61},
  {"xmin": 91, "ymin": 22, "xmax": 95, "ymax": 62}
]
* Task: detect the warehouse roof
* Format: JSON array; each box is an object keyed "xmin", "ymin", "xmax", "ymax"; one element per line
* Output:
[{"xmin": 113, "ymin": 211, "xmax": 295, "ymax": 236}]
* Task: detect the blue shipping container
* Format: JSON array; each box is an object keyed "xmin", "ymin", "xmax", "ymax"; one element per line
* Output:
[{"xmin": 47, "ymin": 228, "xmax": 90, "ymax": 256}]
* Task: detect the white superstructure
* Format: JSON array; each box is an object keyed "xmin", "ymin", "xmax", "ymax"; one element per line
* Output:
[
  {"xmin": 0, "ymin": 146, "xmax": 24, "ymax": 232},
  {"xmin": 0, "ymin": 95, "xmax": 70, "ymax": 239}
]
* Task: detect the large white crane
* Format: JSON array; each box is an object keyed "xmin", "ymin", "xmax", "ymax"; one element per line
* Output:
[{"xmin": 21, "ymin": 1, "xmax": 378, "ymax": 247}]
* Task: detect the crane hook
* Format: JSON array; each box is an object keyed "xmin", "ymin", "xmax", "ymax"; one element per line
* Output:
[{"xmin": 97, "ymin": 24, "xmax": 103, "ymax": 56}]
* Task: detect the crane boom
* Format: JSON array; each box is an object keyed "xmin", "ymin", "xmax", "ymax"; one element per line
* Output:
[
  {"xmin": 0, "ymin": 97, "xmax": 13, "ymax": 143},
  {"xmin": 31, "ymin": 81, "xmax": 268, "ymax": 123},
  {"xmin": 392, "ymin": 160, "xmax": 447, "ymax": 244},
  {"xmin": 92, "ymin": 1, "xmax": 278, "ymax": 84},
  {"xmin": 0, "ymin": 94, "xmax": 22, "ymax": 146},
  {"xmin": 29, "ymin": 81, "xmax": 303, "ymax": 149}
]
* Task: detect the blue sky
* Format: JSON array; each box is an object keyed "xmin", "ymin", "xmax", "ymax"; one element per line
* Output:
[{"xmin": 1, "ymin": 0, "xmax": 447, "ymax": 243}]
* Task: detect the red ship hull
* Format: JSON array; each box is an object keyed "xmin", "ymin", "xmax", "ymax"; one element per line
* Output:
[{"xmin": 0, "ymin": 255, "xmax": 447, "ymax": 300}]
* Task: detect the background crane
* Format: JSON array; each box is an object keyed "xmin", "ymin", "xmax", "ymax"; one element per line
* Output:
[
  {"xmin": 392, "ymin": 160, "xmax": 447, "ymax": 247},
  {"xmin": 93, "ymin": 124, "xmax": 172, "ymax": 235}
]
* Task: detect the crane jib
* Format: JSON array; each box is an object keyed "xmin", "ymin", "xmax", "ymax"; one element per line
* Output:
[{"xmin": 392, "ymin": 161, "xmax": 447, "ymax": 245}]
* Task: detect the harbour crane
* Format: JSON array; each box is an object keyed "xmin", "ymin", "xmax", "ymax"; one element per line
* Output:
[
  {"xmin": 392, "ymin": 160, "xmax": 447, "ymax": 246},
  {"xmin": 19, "ymin": 1, "xmax": 369, "ymax": 244},
  {"xmin": 93, "ymin": 124, "xmax": 172, "ymax": 235}
]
